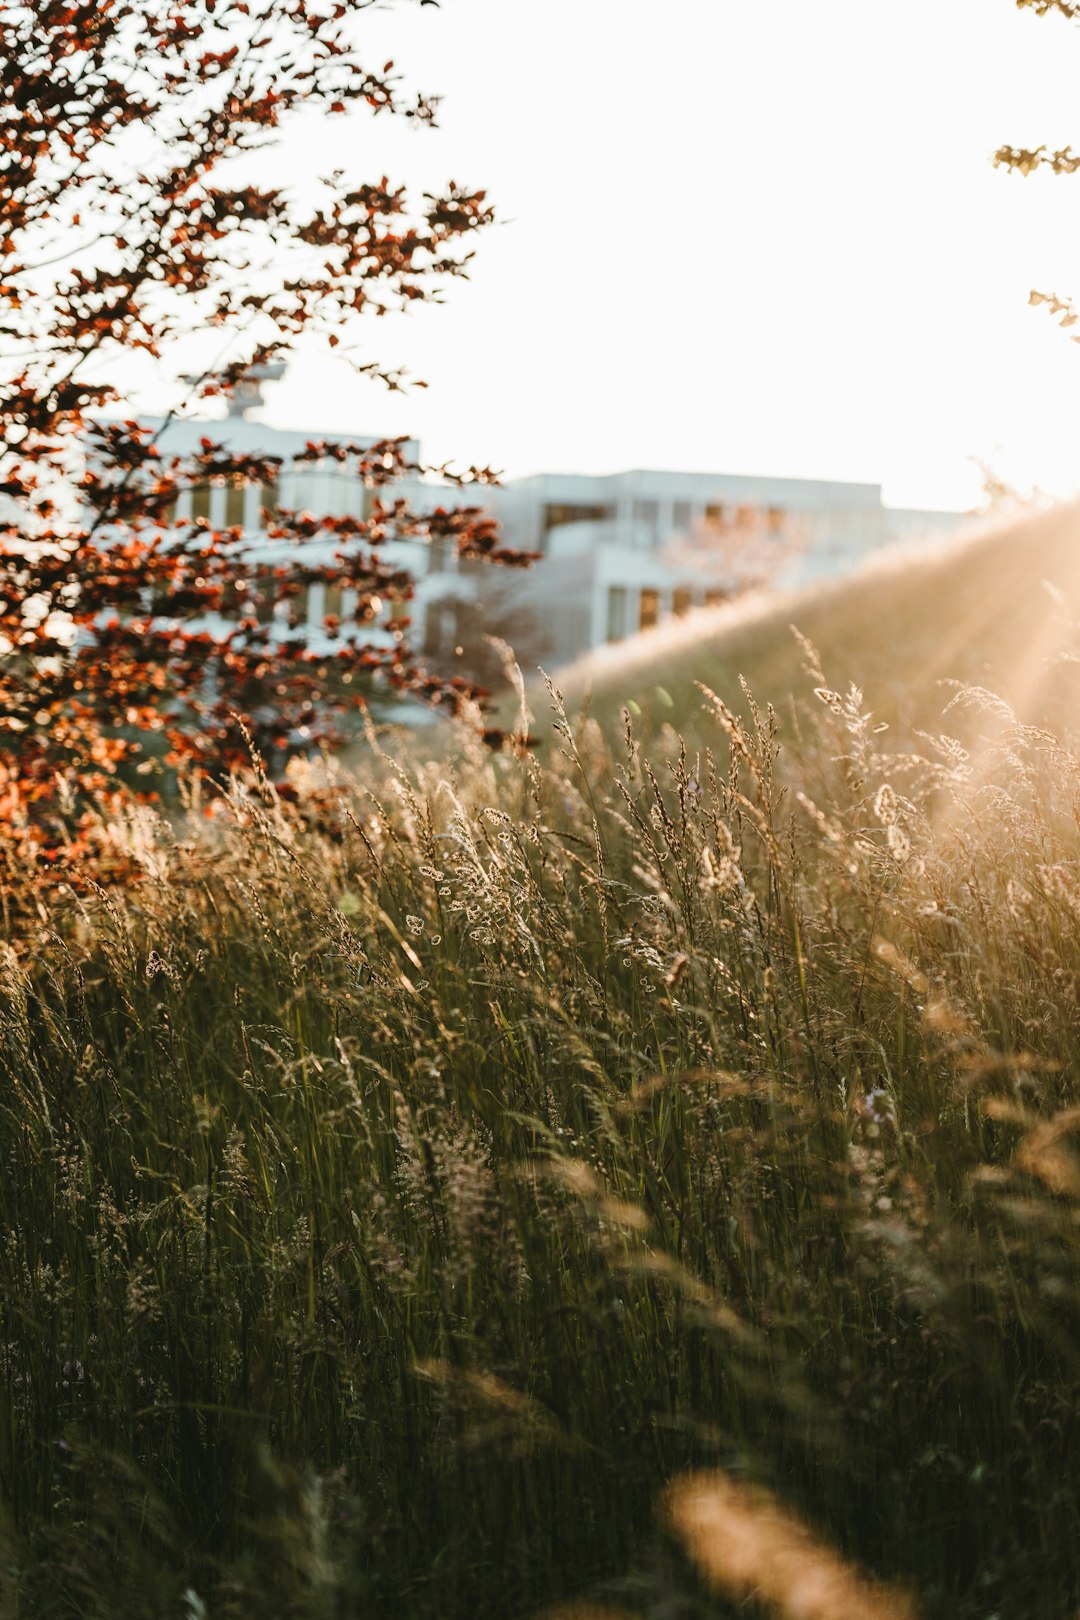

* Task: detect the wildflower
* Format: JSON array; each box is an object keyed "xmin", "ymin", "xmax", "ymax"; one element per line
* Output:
[{"xmin": 862, "ymin": 1089, "xmax": 895, "ymax": 1127}]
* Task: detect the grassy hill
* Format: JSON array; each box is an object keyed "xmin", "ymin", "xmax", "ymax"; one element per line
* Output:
[{"xmin": 548, "ymin": 504, "xmax": 1080, "ymax": 749}]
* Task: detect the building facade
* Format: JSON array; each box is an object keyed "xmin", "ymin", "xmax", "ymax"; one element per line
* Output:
[
  {"xmin": 107, "ymin": 375, "xmax": 967, "ymax": 679},
  {"xmin": 440, "ymin": 468, "xmax": 966, "ymax": 670},
  {"xmin": 126, "ymin": 376, "xmax": 426, "ymax": 660}
]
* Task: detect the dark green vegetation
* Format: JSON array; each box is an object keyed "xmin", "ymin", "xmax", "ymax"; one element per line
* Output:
[{"xmin": 3, "ymin": 513, "xmax": 1080, "ymax": 1617}]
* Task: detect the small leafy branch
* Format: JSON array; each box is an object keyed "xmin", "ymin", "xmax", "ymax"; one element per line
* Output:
[{"xmin": 997, "ymin": 2, "xmax": 1080, "ymax": 336}]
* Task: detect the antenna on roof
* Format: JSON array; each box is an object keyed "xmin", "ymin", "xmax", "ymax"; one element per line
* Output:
[{"xmin": 182, "ymin": 362, "xmax": 287, "ymax": 419}]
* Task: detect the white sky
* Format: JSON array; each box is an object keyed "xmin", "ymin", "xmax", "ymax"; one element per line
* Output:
[{"xmin": 142, "ymin": 0, "xmax": 1080, "ymax": 511}]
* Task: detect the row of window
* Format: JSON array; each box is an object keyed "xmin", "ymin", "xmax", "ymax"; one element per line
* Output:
[
  {"xmin": 544, "ymin": 502, "xmax": 614, "ymax": 531},
  {"xmin": 166, "ymin": 476, "xmax": 375, "ymax": 530},
  {"xmin": 606, "ymin": 583, "xmax": 728, "ymax": 641},
  {"xmin": 543, "ymin": 500, "xmax": 792, "ymax": 540},
  {"xmin": 164, "ymin": 481, "xmax": 279, "ymax": 529},
  {"xmin": 272, "ymin": 582, "xmax": 407, "ymax": 632}
]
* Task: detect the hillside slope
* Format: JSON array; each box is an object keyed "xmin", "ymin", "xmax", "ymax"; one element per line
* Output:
[{"xmin": 549, "ymin": 504, "xmax": 1080, "ymax": 747}]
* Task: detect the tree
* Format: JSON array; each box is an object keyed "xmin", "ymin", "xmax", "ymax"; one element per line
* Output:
[
  {"xmin": 0, "ymin": 0, "xmax": 534, "ymax": 874},
  {"xmin": 995, "ymin": 1, "xmax": 1080, "ymax": 332},
  {"xmin": 420, "ymin": 569, "xmax": 552, "ymax": 698}
]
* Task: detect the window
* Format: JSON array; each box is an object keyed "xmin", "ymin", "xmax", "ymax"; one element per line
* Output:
[
  {"xmin": 672, "ymin": 501, "xmax": 692, "ymax": 533},
  {"xmin": 225, "ymin": 482, "xmax": 246, "ymax": 528},
  {"xmin": 253, "ymin": 572, "xmax": 275, "ymax": 625},
  {"xmin": 705, "ymin": 502, "xmax": 727, "ymax": 528},
  {"xmin": 260, "ymin": 482, "xmax": 280, "ymax": 526},
  {"xmin": 634, "ymin": 499, "xmax": 659, "ymax": 529},
  {"xmin": 607, "ymin": 585, "xmax": 628, "ymax": 642},
  {"xmin": 704, "ymin": 588, "xmax": 729, "ymax": 608},
  {"xmin": 324, "ymin": 583, "xmax": 344, "ymax": 624},
  {"xmin": 639, "ymin": 588, "xmax": 659, "ymax": 631},
  {"xmin": 287, "ymin": 587, "xmax": 309, "ymax": 630},
  {"xmin": 672, "ymin": 586, "xmax": 693, "ymax": 617},
  {"xmin": 191, "ymin": 484, "xmax": 212, "ymax": 523},
  {"xmin": 543, "ymin": 502, "xmax": 612, "ymax": 531},
  {"xmin": 767, "ymin": 506, "xmax": 786, "ymax": 536},
  {"xmin": 423, "ymin": 603, "xmax": 450, "ymax": 656}
]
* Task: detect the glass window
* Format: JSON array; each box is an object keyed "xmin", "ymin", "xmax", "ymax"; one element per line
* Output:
[
  {"xmin": 543, "ymin": 502, "xmax": 613, "ymax": 531},
  {"xmin": 260, "ymin": 483, "xmax": 280, "ymax": 526},
  {"xmin": 225, "ymin": 482, "xmax": 246, "ymax": 528},
  {"xmin": 673, "ymin": 501, "xmax": 692, "ymax": 532},
  {"xmin": 287, "ymin": 587, "xmax": 309, "ymax": 629},
  {"xmin": 607, "ymin": 585, "xmax": 628, "ymax": 642},
  {"xmin": 324, "ymin": 583, "xmax": 344, "ymax": 623},
  {"xmin": 191, "ymin": 484, "xmax": 212, "ymax": 523},
  {"xmin": 635, "ymin": 499, "xmax": 659, "ymax": 528},
  {"xmin": 639, "ymin": 588, "xmax": 659, "ymax": 631},
  {"xmin": 704, "ymin": 588, "xmax": 729, "ymax": 608},
  {"xmin": 705, "ymin": 502, "xmax": 727, "ymax": 528},
  {"xmin": 673, "ymin": 586, "xmax": 693, "ymax": 617},
  {"xmin": 253, "ymin": 573, "xmax": 275, "ymax": 626}
]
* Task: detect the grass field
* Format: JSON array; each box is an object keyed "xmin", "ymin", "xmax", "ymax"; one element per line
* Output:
[
  {"xmin": 3, "ymin": 508, "xmax": 1080, "ymax": 1617},
  {"xmin": 556, "ymin": 503, "xmax": 1080, "ymax": 748}
]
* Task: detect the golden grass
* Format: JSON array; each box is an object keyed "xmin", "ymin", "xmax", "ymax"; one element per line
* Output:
[
  {"xmin": 664, "ymin": 1471, "xmax": 918, "ymax": 1620},
  {"xmin": 551, "ymin": 501, "xmax": 1080, "ymax": 747},
  {"xmin": 5, "ymin": 519, "xmax": 1080, "ymax": 1614}
]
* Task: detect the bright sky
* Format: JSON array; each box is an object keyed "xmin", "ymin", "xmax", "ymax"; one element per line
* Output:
[{"xmin": 148, "ymin": 0, "xmax": 1080, "ymax": 511}]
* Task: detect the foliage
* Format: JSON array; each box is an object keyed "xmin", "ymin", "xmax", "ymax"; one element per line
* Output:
[
  {"xmin": 1015, "ymin": 0, "xmax": 1080, "ymax": 18},
  {"xmin": 421, "ymin": 569, "xmax": 553, "ymax": 697},
  {"xmin": 1, "ymin": 646, "xmax": 1079, "ymax": 1617},
  {"xmin": 0, "ymin": 0, "xmax": 533, "ymax": 868},
  {"xmin": 997, "ymin": 0, "xmax": 1080, "ymax": 335}
]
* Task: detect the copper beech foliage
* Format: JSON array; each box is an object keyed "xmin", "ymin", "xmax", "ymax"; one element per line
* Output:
[
  {"xmin": 1, "ymin": 0, "xmax": 534, "ymax": 874},
  {"xmin": 997, "ymin": 1, "xmax": 1080, "ymax": 336}
]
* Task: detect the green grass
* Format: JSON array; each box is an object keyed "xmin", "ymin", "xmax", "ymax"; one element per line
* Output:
[
  {"xmin": 556, "ymin": 503, "xmax": 1080, "ymax": 748},
  {"xmin": 3, "ymin": 517, "xmax": 1080, "ymax": 1615}
]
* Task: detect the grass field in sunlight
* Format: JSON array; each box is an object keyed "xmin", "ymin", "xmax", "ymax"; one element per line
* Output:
[
  {"xmin": 553, "ymin": 504, "xmax": 1080, "ymax": 752},
  {"xmin": 3, "ymin": 505, "xmax": 1080, "ymax": 1617}
]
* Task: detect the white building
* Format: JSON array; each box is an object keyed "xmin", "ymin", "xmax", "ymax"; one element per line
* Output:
[
  {"xmin": 105, "ymin": 376, "xmax": 968, "ymax": 680},
  {"xmin": 430, "ymin": 468, "xmax": 966, "ymax": 670},
  {"xmin": 109, "ymin": 368, "xmax": 451, "ymax": 665}
]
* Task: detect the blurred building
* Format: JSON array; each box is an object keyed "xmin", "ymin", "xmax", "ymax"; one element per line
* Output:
[
  {"xmin": 131, "ymin": 367, "xmax": 433, "ymax": 659},
  {"xmin": 430, "ymin": 468, "xmax": 966, "ymax": 670},
  {"xmin": 107, "ymin": 374, "xmax": 968, "ymax": 678}
]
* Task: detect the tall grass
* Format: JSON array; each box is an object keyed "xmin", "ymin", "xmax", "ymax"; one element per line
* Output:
[{"xmin": 1, "ymin": 639, "xmax": 1079, "ymax": 1617}]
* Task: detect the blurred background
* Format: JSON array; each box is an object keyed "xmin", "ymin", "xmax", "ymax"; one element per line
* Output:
[{"xmin": 132, "ymin": 0, "xmax": 1080, "ymax": 514}]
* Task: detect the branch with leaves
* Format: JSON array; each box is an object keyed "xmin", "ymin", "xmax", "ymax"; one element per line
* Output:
[
  {"xmin": 1, "ymin": 0, "xmax": 535, "ymax": 879},
  {"xmin": 1015, "ymin": 0, "xmax": 1080, "ymax": 18},
  {"xmin": 996, "ymin": 4, "xmax": 1080, "ymax": 354}
]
